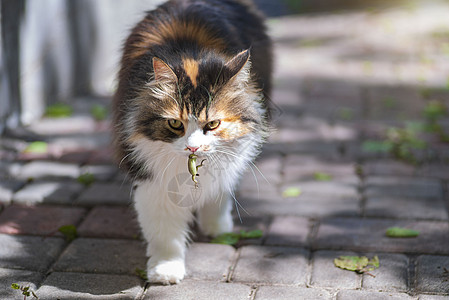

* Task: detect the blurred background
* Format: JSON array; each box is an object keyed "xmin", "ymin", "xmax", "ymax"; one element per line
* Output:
[{"xmin": 2, "ymin": 0, "xmax": 448, "ymax": 134}]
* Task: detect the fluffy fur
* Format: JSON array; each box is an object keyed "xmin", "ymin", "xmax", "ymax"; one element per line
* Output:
[{"xmin": 113, "ymin": 0, "xmax": 272, "ymax": 284}]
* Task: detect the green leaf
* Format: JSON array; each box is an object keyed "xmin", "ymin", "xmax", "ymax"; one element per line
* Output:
[
  {"xmin": 77, "ymin": 173, "xmax": 95, "ymax": 186},
  {"xmin": 58, "ymin": 225, "xmax": 78, "ymax": 242},
  {"xmin": 45, "ymin": 103, "xmax": 73, "ymax": 118},
  {"xmin": 337, "ymin": 108, "xmax": 354, "ymax": 121},
  {"xmin": 23, "ymin": 141, "xmax": 48, "ymax": 154},
  {"xmin": 314, "ymin": 172, "xmax": 332, "ymax": 181},
  {"xmin": 239, "ymin": 229, "xmax": 263, "ymax": 239},
  {"xmin": 91, "ymin": 104, "xmax": 108, "ymax": 121},
  {"xmin": 362, "ymin": 140, "xmax": 393, "ymax": 153},
  {"xmin": 11, "ymin": 283, "xmax": 20, "ymax": 290},
  {"xmin": 334, "ymin": 255, "xmax": 380, "ymax": 274},
  {"xmin": 282, "ymin": 187, "xmax": 302, "ymax": 198},
  {"xmin": 386, "ymin": 227, "xmax": 419, "ymax": 238},
  {"xmin": 135, "ymin": 268, "xmax": 148, "ymax": 281},
  {"xmin": 211, "ymin": 232, "xmax": 240, "ymax": 245}
]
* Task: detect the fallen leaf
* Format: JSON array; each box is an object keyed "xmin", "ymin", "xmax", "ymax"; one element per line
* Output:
[
  {"xmin": 135, "ymin": 268, "xmax": 148, "ymax": 281},
  {"xmin": 23, "ymin": 141, "xmax": 48, "ymax": 154},
  {"xmin": 45, "ymin": 103, "xmax": 73, "ymax": 118},
  {"xmin": 239, "ymin": 229, "xmax": 263, "ymax": 239},
  {"xmin": 77, "ymin": 173, "xmax": 96, "ymax": 186},
  {"xmin": 314, "ymin": 172, "xmax": 332, "ymax": 181},
  {"xmin": 91, "ymin": 104, "xmax": 108, "ymax": 121},
  {"xmin": 211, "ymin": 232, "xmax": 240, "ymax": 245},
  {"xmin": 282, "ymin": 187, "xmax": 302, "ymax": 198},
  {"xmin": 334, "ymin": 255, "xmax": 379, "ymax": 274},
  {"xmin": 386, "ymin": 227, "xmax": 419, "ymax": 238},
  {"xmin": 58, "ymin": 225, "xmax": 78, "ymax": 242}
]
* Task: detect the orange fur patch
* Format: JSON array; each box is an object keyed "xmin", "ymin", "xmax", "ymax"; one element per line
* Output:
[
  {"xmin": 128, "ymin": 20, "xmax": 227, "ymax": 60},
  {"xmin": 182, "ymin": 58, "xmax": 199, "ymax": 88}
]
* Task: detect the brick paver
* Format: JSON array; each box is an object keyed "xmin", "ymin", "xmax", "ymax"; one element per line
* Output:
[{"xmin": 1, "ymin": 2, "xmax": 449, "ymax": 298}]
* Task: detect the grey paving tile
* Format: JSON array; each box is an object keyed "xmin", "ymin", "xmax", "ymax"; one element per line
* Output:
[
  {"xmin": 418, "ymin": 295, "xmax": 449, "ymax": 300},
  {"xmin": 233, "ymin": 215, "xmax": 270, "ymax": 246},
  {"xmin": 0, "ymin": 179, "xmax": 24, "ymax": 204},
  {"xmin": 363, "ymin": 160, "xmax": 417, "ymax": 177},
  {"xmin": 314, "ymin": 218, "xmax": 449, "ymax": 255},
  {"xmin": 365, "ymin": 176, "xmax": 443, "ymax": 199},
  {"xmin": 76, "ymin": 183, "xmax": 133, "ymax": 206},
  {"xmin": 416, "ymin": 255, "xmax": 449, "ymax": 294},
  {"xmin": 12, "ymin": 161, "xmax": 81, "ymax": 180},
  {"xmin": 0, "ymin": 234, "xmax": 65, "ymax": 272},
  {"xmin": 283, "ymin": 154, "xmax": 358, "ymax": 183},
  {"xmin": 80, "ymin": 164, "xmax": 119, "ymax": 181},
  {"xmin": 185, "ymin": 243, "xmax": 235, "ymax": 281},
  {"xmin": 37, "ymin": 272, "xmax": 143, "ymax": 300},
  {"xmin": 310, "ymin": 250, "xmax": 361, "ymax": 289},
  {"xmin": 0, "ymin": 268, "xmax": 43, "ymax": 300},
  {"xmin": 255, "ymin": 286, "xmax": 332, "ymax": 300},
  {"xmin": 241, "ymin": 194, "xmax": 360, "ymax": 218},
  {"xmin": 265, "ymin": 216, "xmax": 310, "ymax": 247},
  {"xmin": 281, "ymin": 180, "xmax": 358, "ymax": 198},
  {"xmin": 144, "ymin": 279, "xmax": 252, "ymax": 300},
  {"xmin": 13, "ymin": 180, "xmax": 84, "ymax": 205},
  {"xmin": 365, "ymin": 197, "xmax": 448, "ymax": 220},
  {"xmin": 232, "ymin": 246, "xmax": 309, "ymax": 285},
  {"xmin": 337, "ymin": 290, "xmax": 414, "ymax": 300},
  {"xmin": 239, "ymin": 154, "xmax": 283, "ymax": 187},
  {"xmin": 362, "ymin": 253, "xmax": 409, "ymax": 292},
  {"xmin": 52, "ymin": 238, "xmax": 146, "ymax": 275}
]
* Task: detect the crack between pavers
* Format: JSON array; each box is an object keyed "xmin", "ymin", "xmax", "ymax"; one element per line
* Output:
[{"xmin": 226, "ymin": 247, "xmax": 242, "ymax": 282}]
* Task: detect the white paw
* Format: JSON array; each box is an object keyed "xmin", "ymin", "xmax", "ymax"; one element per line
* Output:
[{"xmin": 147, "ymin": 260, "xmax": 185, "ymax": 285}]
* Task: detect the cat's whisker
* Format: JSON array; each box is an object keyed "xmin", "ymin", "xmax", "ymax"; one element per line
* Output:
[{"xmin": 158, "ymin": 155, "xmax": 177, "ymax": 186}]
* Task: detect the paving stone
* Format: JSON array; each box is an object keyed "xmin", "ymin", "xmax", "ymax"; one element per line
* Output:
[
  {"xmin": 232, "ymin": 245, "xmax": 309, "ymax": 284},
  {"xmin": 255, "ymin": 286, "xmax": 332, "ymax": 300},
  {"xmin": 52, "ymin": 238, "xmax": 146, "ymax": 275},
  {"xmin": 416, "ymin": 255, "xmax": 449, "ymax": 294},
  {"xmin": 365, "ymin": 176, "xmax": 443, "ymax": 199},
  {"xmin": 78, "ymin": 206, "xmax": 140, "ymax": 239},
  {"xmin": 337, "ymin": 290, "xmax": 414, "ymax": 300},
  {"xmin": 263, "ymin": 140, "xmax": 340, "ymax": 157},
  {"xmin": 310, "ymin": 250, "xmax": 362, "ymax": 289},
  {"xmin": 314, "ymin": 218, "xmax": 449, "ymax": 255},
  {"xmin": 0, "ymin": 268, "xmax": 43, "ymax": 300},
  {"xmin": 80, "ymin": 164, "xmax": 119, "ymax": 181},
  {"xmin": 365, "ymin": 197, "xmax": 448, "ymax": 220},
  {"xmin": 0, "ymin": 204, "xmax": 87, "ymax": 236},
  {"xmin": 87, "ymin": 148, "xmax": 115, "ymax": 165},
  {"xmin": 265, "ymin": 216, "xmax": 310, "ymax": 247},
  {"xmin": 13, "ymin": 180, "xmax": 84, "ymax": 205},
  {"xmin": 76, "ymin": 183, "xmax": 133, "ymax": 206},
  {"xmin": 145, "ymin": 279, "xmax": 251, "ymax": 299},
  {"xmin": 241, "ymin": 194, "xmax": 360, "ymax": 218},
  {"xmin": 12, "ymin": 161, "xmax": 81, "ymax": 180},
  {"xmin": 185, "ymin": 243, "xmax": 235, "ymax": 281},
  {"xmin": 363, "ymin": 160, "xmax": 417, "ymax": 177},
  {"xmin": 283, "ymin": 154, "xmax": 358, "ymax": 183},
  {"xmin": 233, "ymin": 215, "xmax": 270, "ymax": 246},
  {"xmin": 418, "ymin": 295, "xmax": 449, "ymax": 299},
  {"xmin": 281, "ymin": 180, "xmax": 358, "ymax": 198},
  {"xmin": 37, "ymin": 272, "xmax": 143, "ymax": 300},
  {"xmin": 0, "ymin": 179, "xmax": 24, "ymax": 203},
  {"xmin": 419, "ymin": 164, "xmax": 449, "ymax": 180},
  {"xmin": 0, "ymin": 234, "xmax": 65, "ymax": 272},
  {"xmin": 362, "ymin": 253, "xmax": 409, "ymax": 292}
]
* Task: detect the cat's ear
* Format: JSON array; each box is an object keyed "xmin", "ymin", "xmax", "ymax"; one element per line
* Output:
[
  {"xmin": 225, "ymin": 49, "xmax": 251, "ymax": 81},
  {"xmin": 152, "ymin": 57, "xmax": 178, "ymax": 82}
]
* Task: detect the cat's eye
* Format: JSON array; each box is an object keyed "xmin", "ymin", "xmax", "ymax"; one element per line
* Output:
[
  {"xmin": 168, "ymin": 119, "xmax": 184, "ymax": 130},
  {"xmin": 205, "ymin": 120, "xmax": 221, "ymax": 131}
]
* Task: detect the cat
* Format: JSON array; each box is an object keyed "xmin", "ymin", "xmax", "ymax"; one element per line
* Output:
[{"xmin": 113, "ymin": 0, "xmax": 272, "ymax": 284}]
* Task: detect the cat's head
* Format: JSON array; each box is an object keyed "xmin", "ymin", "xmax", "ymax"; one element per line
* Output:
[{"xmin": 127, "ymin": 50, "xmax": 267, "ymax": 159}]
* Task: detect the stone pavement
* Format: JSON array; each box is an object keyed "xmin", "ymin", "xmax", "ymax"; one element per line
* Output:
[{"xmin": 1, "ymin": 2, "xmax": 449, "ymax": 299}]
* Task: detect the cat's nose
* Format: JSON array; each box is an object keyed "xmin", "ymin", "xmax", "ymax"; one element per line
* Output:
[{"xmin": 186, "ymin": 146, "xmax": 199, "ymax": 153}]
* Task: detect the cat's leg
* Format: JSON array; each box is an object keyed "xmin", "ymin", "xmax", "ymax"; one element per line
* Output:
[
  {"xmin": 134, "ymin": 181, "xmax": 193, "ymax": 285},
  {"xmin": 197, "ymin": 191, "xmax": 233, "ymax": 237}
]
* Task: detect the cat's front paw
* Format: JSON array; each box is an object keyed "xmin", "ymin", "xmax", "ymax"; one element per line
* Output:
[{"xmin": 147, "ymin": 260, "xmax": 185, "ymax": 285}]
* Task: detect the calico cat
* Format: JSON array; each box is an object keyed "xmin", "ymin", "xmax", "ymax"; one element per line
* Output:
[{"xmin": 113, "ymin": 0, "xmax": 272, "ymax": 284}]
